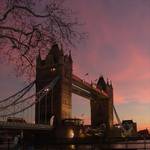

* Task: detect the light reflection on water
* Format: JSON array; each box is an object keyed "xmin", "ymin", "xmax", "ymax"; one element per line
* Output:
[
  {"xmin": 34, "ymin": 140, "xmax": 150, "ymax": 150},
  {"xmin": 35, "ymin": 145, "xmax": 102, "ymax": 150},
  {"xmin": 35, "ymin": 140, "xmax": 150, "ymax": 150},
  {"xmin": 110, "ymin": 139, "xmax": 150, "ymax": 149},
  {"xmin": 2, "ymin": 140, "xmax": 150, "ymax": 149}
]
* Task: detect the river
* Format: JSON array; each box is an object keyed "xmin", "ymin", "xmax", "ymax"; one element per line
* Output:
[{"xmin": 1, "ymin": 139, "xmax": 150, "ymax": 149}]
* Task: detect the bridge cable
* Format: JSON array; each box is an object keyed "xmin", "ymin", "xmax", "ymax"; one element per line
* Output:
[
  {"xmin": 0, "ymin": 82, "xmax": 35, "ymax": 110},
  {"xmin": 113, "ymin": 105, "xmax": 121, "ymax": 125},
  {"xmin": 113, "ymin": 104, "xmax": 134, "ymax": 137},
  {"xmin": 0, "ymin": 88, "xmax": 48, "ymax": 117},
  {"xmin": 0, "ymin": 81, "xmax": 35, "ymax": 104},
  {"xmin": 0, "ymin": 76, "xmax": 60, "ymax": 118}
]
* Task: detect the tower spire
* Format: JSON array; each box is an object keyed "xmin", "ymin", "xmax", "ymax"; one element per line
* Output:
[
  {"xmin": 37, "ymin": 49, "xmax": 42, "ymax": 65},
  {"xmin": 69, "ymin": 50, "xmax": 72, "ymax": 62}
]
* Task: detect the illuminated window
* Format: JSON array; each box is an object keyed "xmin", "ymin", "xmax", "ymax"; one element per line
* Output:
[{"xmin": 50, "ymin": 67, "xmax": 56, "ymax": 72}]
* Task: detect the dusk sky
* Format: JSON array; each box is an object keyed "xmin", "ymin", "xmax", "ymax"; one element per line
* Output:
[
  {"xmin": 69, "ymin": 0, "xmax": 150, "ymax": 130},
  {"xmin": 0, "ymin": 0, "xmax": 150, "ymax": 130}
]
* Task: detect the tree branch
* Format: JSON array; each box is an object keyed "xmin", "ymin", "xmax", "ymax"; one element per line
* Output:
[{"xmin": 0, "ymin": 5, "xmax": 51, "ymax": 22}]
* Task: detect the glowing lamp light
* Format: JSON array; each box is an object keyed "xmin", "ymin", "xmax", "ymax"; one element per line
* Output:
[
  {"xmin": 51, "ymin": 67, "xmax": 56, "ymax": 72},
  {"xmin": 68, "ymin": 129, "xmax": 74, "ymax": 138},
  {"xmin": 44, "ymin": 88, "xmax": 50, "ymax": 92},
  {"xmin": 69, "ymin": 145, "xmax": 75, "ymax": 149}
]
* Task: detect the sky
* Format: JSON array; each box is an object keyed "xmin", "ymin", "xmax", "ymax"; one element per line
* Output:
[
  {"xmin": 68, "ymin": 0, "xmax": 150, "ymax": 130},
  {"xmin": 0, "ymin": 0, "xmax": 150, "ymax": 130}
]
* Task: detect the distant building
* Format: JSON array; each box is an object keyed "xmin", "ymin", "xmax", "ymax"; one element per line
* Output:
[
  {"xmin": 122, "ymin": 120, "xmax": 137, "ymax": 136},
  {"xmin": 138, "ymin": 129, "xmax": 149, "ymax": 137}
]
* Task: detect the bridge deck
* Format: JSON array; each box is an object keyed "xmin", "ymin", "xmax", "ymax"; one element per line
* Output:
[
  {"xmin": 72, "ymin": 74, "xmax": 108, "ymax": 99},
  {"xmin": 0, "ymin": 121, "xmax": 53, "ymax": 131}
]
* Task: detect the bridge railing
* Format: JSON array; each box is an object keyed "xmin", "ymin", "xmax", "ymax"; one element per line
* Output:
[{"xmin": 72, "ymin": 74, "xmax": 108, "ymax": 97}]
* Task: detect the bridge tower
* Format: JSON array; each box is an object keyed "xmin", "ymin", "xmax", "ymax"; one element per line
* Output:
[
  {"xmin": 35, "ymin": 44, "xmax": 72, "ymax": 125},
  {"xmin": 91, "ymin": 76, "xmax": 113, "ymax": 128}
]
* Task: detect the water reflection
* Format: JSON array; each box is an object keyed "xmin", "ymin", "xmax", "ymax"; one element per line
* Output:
[
  {"xmin": 34, "ymin": 140, "xmax": 150, "ymax": 150},
  {"xmin": 1, "ymin": 140, "xmax": 150, "ymax": 149},
  {"xmin": 42, "ymin": 145, "xmax": 102, "ymax": 150}
]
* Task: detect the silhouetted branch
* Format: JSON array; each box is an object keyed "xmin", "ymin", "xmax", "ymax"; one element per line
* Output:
[
  {"xmin": 0, "ymin": 0, "xmax": 86, "ymax": 80},
  {"xmin": 0, "ymin": 5, "xmax": 52, "ymax": 22}
]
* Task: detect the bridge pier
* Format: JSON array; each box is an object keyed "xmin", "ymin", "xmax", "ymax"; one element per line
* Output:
[
  {"xmin": 91, "ymin": 76, "xmax": 113, "ymax": 129},
  {"xmin": 36, "ymin": 44, "xmax": 72, "ymax": 125}
]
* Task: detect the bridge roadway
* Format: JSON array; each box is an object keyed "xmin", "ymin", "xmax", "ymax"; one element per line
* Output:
[
  {"xmin": 0, "ymin": 121, "xmax": 53, "ymax": 131},
  {"xmin": 72, "ymin": 74, "xmax": 108, "ymax": 100}
]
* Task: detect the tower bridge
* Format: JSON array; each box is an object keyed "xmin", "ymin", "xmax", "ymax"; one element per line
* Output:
[
  {"xmin": 36, "ymin": 44, "xmax": 113, "ymax": 128},
  {"xmin": 0, "ymin": 44, "xmax": 114, "ymax": 134}
]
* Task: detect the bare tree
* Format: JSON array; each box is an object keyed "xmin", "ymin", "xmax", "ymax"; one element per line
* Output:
[{"xmin": 0, "ymin": 0, "xmax": 85, "ymax": 80}]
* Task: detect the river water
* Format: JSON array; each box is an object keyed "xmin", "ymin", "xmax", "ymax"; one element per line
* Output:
[
  {"xmin": 1, "ymin": 140, "xmax": 150, "ymax": 149},
  {"xmin": 25, "ymin": 140, "xmax": 150, "ymax": 149},
  {"xmin": 35, "ymin": 140, "xmax": 150, "ymax": 150}
]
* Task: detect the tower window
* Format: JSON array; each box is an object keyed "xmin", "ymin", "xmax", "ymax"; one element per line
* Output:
[{"xmin": 50, "ymin": 67, "xmax": 56, "ymax": 72}]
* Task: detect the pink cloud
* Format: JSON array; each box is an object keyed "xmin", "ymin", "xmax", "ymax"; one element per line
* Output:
[
  {"xmin": 114, "ymin": 94, "xmax": 126, "ymax": 104},
  {"xmin": 69, "ymin": 1, "xmax": 150, "ymax": 129}
]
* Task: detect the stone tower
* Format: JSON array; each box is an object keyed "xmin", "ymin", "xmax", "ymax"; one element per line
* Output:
[
  {"xmin": 35, "ymin": 44, "xmax": 72, "ymax": 125},
  {"xmin": 91, "ymin": 76, "xmax": 113, "ymax": 128}
]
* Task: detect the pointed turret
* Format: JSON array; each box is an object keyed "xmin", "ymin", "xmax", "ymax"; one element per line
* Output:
[
  {"xmin": 110, "ymin": 80, "xmax": 113, "ymax": 89},
  {"xmin": 106, "ymin": 78, "xmax": 109, "ymax": 86},
  {"xmin": 97, "ymin": 76, "xmax": 107, "ymax": 91},
  {"xmin": 69, "ymin": 50, "xmax": 72, "ymax": 62},
  {"xmin": 47, "ymin": 44, "xmax": 60, "ymax": 57},
  {"xmin": 36, "ymin": 50, "xmax": 42, "ymax": 66},
  {"xmin": 60, "ymin": 43, "xmax": 64, "ymax": 55},
  {"xmin": 46, "ymin": 44, "xmax": 64, "ymax": 65}
]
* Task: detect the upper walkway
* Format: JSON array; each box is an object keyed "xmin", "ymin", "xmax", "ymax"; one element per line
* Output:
[{"xmin": 72, "ymin": 74, "xmax": 108, "ymax": 100}]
